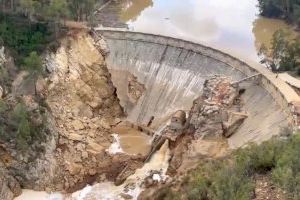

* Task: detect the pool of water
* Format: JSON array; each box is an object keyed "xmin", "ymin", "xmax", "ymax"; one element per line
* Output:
[{"xmin": 112, "ymin": 124, "xmax": 151, "ymax": 156}]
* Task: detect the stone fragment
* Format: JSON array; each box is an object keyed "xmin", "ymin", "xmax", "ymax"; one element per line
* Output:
[
  {"xmin": 87, "ymin": 142, "xmax": 104, "ymax": 154},
  {"xmin": 120, "ymin": 193, "xmax": 133, "ymax": 199},
  {"xmin": 98, "ymin": 119, "xmax": 111, "ymax": 129},
  {"xmin": 68, "ymin": 133, "xmax": 84, "ymax": 141},
  {"xmin": 223, "ymin": 112, "xmax": 248, "ymax": 137},
  {"xmin": 35, "ymin": 77, "xmax": 47, "ymax": 95},
  {"xmin": 71, "ymin": 120, "xmax": 85, "ymax": 130},
  {"xmin": 67, "ymin": 163, "xmax": 82, "ymax": 175},
  {"xmin": 82, "ymin": 151, "xmax": 88, "ymax": 159},
  {"xmin": 88, "ymin": 169, "xmax": 97, "ymax": 175}
]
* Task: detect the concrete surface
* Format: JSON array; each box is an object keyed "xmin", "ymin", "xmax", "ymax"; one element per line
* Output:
[{"xmin": 95, "ymin": 29, "xmax": 300, "ymax": 148}]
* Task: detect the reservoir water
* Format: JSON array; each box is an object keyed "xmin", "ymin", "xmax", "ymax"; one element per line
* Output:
[{"xmin": 104, "ymin": 0, "xmax": 296, "ymax": 63}]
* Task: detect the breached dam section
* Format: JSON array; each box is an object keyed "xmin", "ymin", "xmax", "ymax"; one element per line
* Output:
[{"xmin": 95, "ymin": 29, "xmax": 300, "ymax": 148}]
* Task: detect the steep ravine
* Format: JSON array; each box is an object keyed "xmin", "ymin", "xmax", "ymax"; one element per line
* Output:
[
  {"xmin": 1, "ymin": 31, "xmax": 150, "ymax": 200},
  {"xmin": 41, "ymin": 31, "xmax": 152, "ymax": 193}
]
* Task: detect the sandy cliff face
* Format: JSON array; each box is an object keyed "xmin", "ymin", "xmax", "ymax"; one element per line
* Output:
[
  {"xmin": 0, "ymin": 31, "xmax": 146, "ymax": 199},
  {"xmin": 41, "ymin": 31, "xmax": 145, "ymax": 192}
]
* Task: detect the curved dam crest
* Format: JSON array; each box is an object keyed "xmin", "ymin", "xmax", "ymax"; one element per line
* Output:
[{"xmin": 95, "ymin": 29, "xmax": 300, "ymax": 148}]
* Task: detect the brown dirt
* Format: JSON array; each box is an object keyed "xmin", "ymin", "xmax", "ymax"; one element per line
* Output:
[{"xmin": 254, "ymin": 174, "xmax": 286, "ymax": 200}]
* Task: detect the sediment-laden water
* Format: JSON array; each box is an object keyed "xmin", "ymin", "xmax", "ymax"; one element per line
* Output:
[{"xmin": 97, "ymin": 0, "xmax": 296, "ymax": 63}]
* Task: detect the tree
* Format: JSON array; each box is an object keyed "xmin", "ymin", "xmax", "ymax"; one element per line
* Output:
[
  {"xmin": 258, "ymin": 0, "xmax": 300, "ymax": 25},
  {"xmin": 16, "ymin": 117, "xmax": 31, "ymax": 150},
  {"xmin": 23, "ymin": 51, "xmax": 43, "ymax": 73},
  {"xmin": 259, "ymin": 30, "xmax": 289, "ymax": 71},
  {"xmin": 68, "ymin": 0, "xmax": 96, "ymax": 21},
  {"xmin": 259, "ymin": 29, "xmax": 300, "ymax": 73},
  {"xmin": 19, "ymin": 0, "xmax": 41, "ymax": 19},
  {"xmin": 46, "ymin": 0, "xmax": 69, "ymax": 36},
  {"xmin": 46, "ymin": 0, "xmax": 69, "ymax": 20}
]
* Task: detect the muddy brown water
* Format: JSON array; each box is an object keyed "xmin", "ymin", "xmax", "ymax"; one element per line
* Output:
[
  {"xmin": 112, "ymin": 124, "xmax": 151, "ymax": 156},
  {"xmin": 102, "ymin": 0, "xmax": 296, "ymax": 63}
]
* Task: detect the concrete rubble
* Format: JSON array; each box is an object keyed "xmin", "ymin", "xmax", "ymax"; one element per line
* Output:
[
  {"xmin": 189, "ymin": 76, "xmax": 247, "ymax": 139},
  {"xmin": 127, "ymin": 74, "xmax": 145, "ymax": 104}
]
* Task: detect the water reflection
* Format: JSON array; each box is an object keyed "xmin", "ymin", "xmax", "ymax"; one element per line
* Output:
[
  {"xmin": 252, "ymin": 17, "xmax": 296, "ymax": 51},
  {"xmin": 116, "ymin": 0, "xmax": 296, "ymax": 63},
  {"xmin": 120, "ymin": 0, "xmax": 153, "ymax": 22}
]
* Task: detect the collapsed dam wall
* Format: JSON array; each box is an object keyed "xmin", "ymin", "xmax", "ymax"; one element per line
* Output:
[{"xmin": 95, "ymin": 29, "xmax": 300, "ymax": 148}]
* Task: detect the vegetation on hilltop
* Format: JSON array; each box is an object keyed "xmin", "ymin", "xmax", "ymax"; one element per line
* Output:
[
  {"xmin": 258, "ymin": 0, "xmax": 300, "ymax": 26},
  {"xmin": 0, "ymin": 0, "xmax": 101, "ymax": 73},
  {"xmin": 0, "ymin": 0, "xmax": 98, "ymax": 22},
  {"xmin": 0, "ymin": 14, "xmax": 53, "ymax": 67}
]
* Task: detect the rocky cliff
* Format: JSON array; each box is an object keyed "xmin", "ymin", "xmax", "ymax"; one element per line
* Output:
[{"xmin": 41, "ymin": 31, "xmax": 146, "ymax": 192}]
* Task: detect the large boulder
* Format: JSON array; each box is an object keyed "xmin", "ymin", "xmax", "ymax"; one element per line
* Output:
[{"xmin": 189, "ymin": 76, "xmax": 243, "ymax": 139}]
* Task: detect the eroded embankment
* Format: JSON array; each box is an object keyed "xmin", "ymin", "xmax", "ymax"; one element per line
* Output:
[
  {"xmin": 95, "ymin": 29, "xmax": 300, "ymax": 148},
  {"xmin": 1, "ymin": 31, "xmax": 153, "ymax": 200}
]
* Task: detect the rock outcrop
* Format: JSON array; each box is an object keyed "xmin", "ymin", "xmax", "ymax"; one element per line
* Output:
[{"xmin": 0, "ymin": 46, "xmax": 55, "ymax": 198}]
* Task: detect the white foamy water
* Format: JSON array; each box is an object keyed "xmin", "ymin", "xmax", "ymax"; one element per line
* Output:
[
  {"xmin": 14, "ymin": 190, "xmax": 63, "ymax": 200},
  {"xmin": 15, "ymin": 139, "xmax": 170, "ymax": 200},
  {"xmin": 70, "ymin": 139, "xmax": 170, "ymax": 200},
  {"xmin": 106, "ymin": 133, "xmax": 124, "ymax": 154}
]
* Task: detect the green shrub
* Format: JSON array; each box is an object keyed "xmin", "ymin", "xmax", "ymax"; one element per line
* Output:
[
  {"xmin": 16, "ymin": 117, "xmax": 32, "ymax": 150},
  {"xmin": 0, "ymin": 99, "xmax": 7, "ymax": 113},
  {"xmin": 187, "ymin": 176, "xmax": 209, "ymax": 200},
  {"xmin": 272, "ymin": 134, "xmax": 300, "ymax": 199},
  {"xmin": 180, "ymin": 133, "xmax": 297, "ymax": 200},
  {"xmin": 153, "ymin": 187, "xmax": 181, "ymax": 200},
  {"xmin": 0, "ymin": 14, "xmax": 52, "ymax": 66},
  {"xmin": 210, "ymin": 165, "xmax": 254, "ymax": 200},
  {"xmin": 0, "ymin": 101, "xmax": 47, "ymax": 151},
  {"xmin": 184, "ymin": 160, "xmax": 254, "ymax": 200},
  {"xmin": 23, "ymin": 51, "xmax": 43, "ymax": 73},
  {"xmin": 234, "ymin": 139, "xmax": 283, "ymax": 174}
]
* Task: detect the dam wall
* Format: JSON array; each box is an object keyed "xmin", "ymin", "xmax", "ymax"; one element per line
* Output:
[{"xmin": 95, "ymin": 29, "xmax": 300, "ymax": 148}]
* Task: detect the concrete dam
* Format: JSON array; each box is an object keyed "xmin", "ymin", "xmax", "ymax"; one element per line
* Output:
[{"xmin": 95, "ymin": 29, "xmax": 300, "ymax": 148}]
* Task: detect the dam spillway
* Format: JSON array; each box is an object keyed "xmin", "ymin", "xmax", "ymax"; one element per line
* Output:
[{"xmin": 95, "ymin": 29, "xmax": 300, "ymax": 148}]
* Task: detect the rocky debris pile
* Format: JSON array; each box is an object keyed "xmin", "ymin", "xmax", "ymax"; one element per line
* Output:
[
  {"xmin": 127, "ymin": 74, "xmax": 145, "ymax": 104},
  {"xmin": 67, "ymin": 140, "xmax": 170, "ymax": 200},
  {"xmin": 41, "ymin": 32, "xmax": 146, "ymax": 191},
  {"xmin": 189, "ymin": 76, "xmax": 247, "ymax": 139}
]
